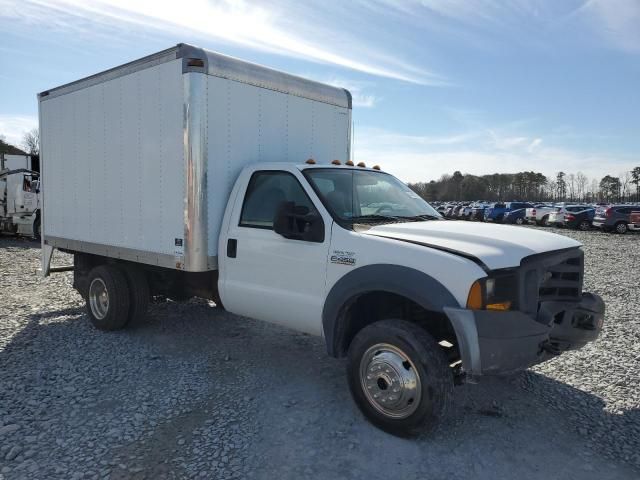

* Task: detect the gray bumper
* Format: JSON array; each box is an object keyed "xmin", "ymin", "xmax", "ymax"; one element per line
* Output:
[{"xmin": 444, "ymin": 293, "xmax": 605, "ymax": 376}]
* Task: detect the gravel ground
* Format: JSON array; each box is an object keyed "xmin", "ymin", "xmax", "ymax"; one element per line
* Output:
[{"xmin": 0, "ymin": 226, "xmax": 638, "ymax": 479}]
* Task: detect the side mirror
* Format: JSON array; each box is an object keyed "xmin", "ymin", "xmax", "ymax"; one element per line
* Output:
[{"xmin": 273, "ymin": 201, "xmax": 324, "ymax": 242}]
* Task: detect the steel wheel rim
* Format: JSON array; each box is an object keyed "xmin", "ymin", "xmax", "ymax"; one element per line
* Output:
[
  {"xmin": 359, "ymin": 343, "xmax": 421, "ymax": 419},
  {"xmin": 89, "ymin": 278, "xmax": 109, "ymax": 320}
]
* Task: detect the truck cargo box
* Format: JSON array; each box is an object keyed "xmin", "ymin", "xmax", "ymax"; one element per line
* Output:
[{"xmin": 39, "ymin": 43, "xmax": 351, "ymax": 272}]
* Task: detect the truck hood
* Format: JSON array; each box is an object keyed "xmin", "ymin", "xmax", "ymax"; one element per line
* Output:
[{"xmin": 362, "ymin": 220, "xmax": 581, "ymax": 270}]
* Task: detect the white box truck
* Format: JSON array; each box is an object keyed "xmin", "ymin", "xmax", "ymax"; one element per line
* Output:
[
  {"xmin": 39, "ymin": 44, "xmax": 604, "ymax": 436},
  {"xmin": 0, "ymin": 153, "xmax": 41, "ymax": 237}
]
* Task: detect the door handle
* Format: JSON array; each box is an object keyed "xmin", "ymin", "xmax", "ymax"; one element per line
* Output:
[{"xmin": 227, "ymin": 238, "xmax": 237, "ymax": 258}]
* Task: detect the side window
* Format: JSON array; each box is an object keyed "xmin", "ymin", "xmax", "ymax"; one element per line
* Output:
[{"xmin": 240, "ymin": 171, "xmax": 317, "ymax": 229}]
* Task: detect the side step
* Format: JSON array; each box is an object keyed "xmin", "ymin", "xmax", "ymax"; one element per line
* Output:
[
  {"xmin": 36, "ymin": 265, "xmax": 74, "ymax": 275},
  {"xmin": 50, "ymin": 265, "xmax": 74, "ymax": 273}
]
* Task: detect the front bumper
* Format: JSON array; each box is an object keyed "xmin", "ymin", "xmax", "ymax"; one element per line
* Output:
[{"xmin": 444, "ymin": 292, "xmax": 605, "ymax": 376}]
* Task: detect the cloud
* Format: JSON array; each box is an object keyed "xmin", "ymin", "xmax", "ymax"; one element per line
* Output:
[
  {"xmin": 0, "ymin": 115, "xmax": 38, "ymax": 149},
  {"xmin": 528, "ymin": 138, "xmax": 543, "ymax": 152},
  {"xmin": 312, "ymin": 77, "xmax": 379, "ymax": 108},
  {"xmin": 0, "ymin": 0, "xmax": 446, "ymax": 85},
  {"xmin": 353, "ymin": 125, "xmax": 636, "ymax": 183},
  {"xmin": 577, "ymin": 0, "xmax": 640, "ymax": 53}
]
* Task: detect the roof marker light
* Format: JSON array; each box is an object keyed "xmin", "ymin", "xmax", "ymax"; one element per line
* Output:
[
  {"xmin": 372, "ymin": 165, "xmax": 381, "ymax": 170},
  {"xmin": 305, "ymin": 158, "xmax": 316, "ymax": 165},
  {"xmin": 345, "ymin": 160, "xmax": 354, "ymax": 166},
  {"xmin": 331, "ymin": 159, "xmax": 342, "ymax": 165},
  {"xmin": 357, "ymin": 162, "xmax": 366, "ymax": 168}
]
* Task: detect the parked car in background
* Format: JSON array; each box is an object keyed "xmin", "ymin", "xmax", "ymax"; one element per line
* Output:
[
  {"xmin": 548, "ymin": 205, "xmax": 592, "ymax": 227},
  {"xmin": 485, "ymin": 201, "xmax": 533, "ymax": 223},
  {"xmin": 458, "ymin": 203, "xmax": 474, "ymax": 220},
  {"xmin": 525, "ymin": 204, "xmax": 556, "ymax": 226},
  {"xmin": 444, "ymin": 204, "xmax": 457, "ymax": 218},
  {"xmin": 593, "ymin": 205, "xmax": 637, "ymax": 234},
  {"xmin": 629, "ymin": 211, "xmax": 640, "ymax": 232},
  {"xmin": 503, "ymin": 208, "xmax": 527, "ymax": 225},
  {"xmin": 563, "ymin": 208, "xmax": 595, "ymax": 231},
  {"xmin": 435, "ymin": 205, "xmax": 448, "ymax": 215},
  {"xmin": 471, "ymin": 203, "xmax": 490, "ymax": 221}
]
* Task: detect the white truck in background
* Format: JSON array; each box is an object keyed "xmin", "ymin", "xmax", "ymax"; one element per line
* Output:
[
  {"xmin": 525, "ymin": 204, "xmax": 556, "ymax": 226},
  {"xmin": 0, "ymin": 153, "xmax": 41, "ymax": 238},
  {"xmin": 39, "ymin": 44, "xmax": 605, "ymax": 436}
]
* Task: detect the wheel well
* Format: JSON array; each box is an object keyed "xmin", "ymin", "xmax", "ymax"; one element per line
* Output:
[{"xmin": 334, "ymin": 291, "xmax": 460, "ymax": 364}]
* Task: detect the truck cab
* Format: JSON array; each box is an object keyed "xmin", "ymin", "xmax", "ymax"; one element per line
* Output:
[{"xmin": 212, "ymin": 161, "xmax": 604, "ymax": 434}]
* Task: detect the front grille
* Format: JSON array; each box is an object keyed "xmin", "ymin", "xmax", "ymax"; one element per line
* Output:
[{"xmin": 538, "ymin": 252, "xmax": 583, "ymax": 302}]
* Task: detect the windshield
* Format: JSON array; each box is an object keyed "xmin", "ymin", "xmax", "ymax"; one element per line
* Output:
[{"xmin": 304, "ymin": 168, "xmax": 441, "ymax": 225}]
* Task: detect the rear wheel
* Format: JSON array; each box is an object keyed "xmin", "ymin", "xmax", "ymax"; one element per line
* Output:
[
  {"xmin": 119, "ymin": 264, "xmax": 150, "ymax": 324},
  {"xmin": 86, "ymin": 265, "xmax": 130, "ymax": 331},
  {"xmin": 347, "ymin": 319, "xmax": 453, "ymax": 437},
  {"xmin": 515, "ymin": 217, "xmax": 524, "ymax": 225},
  {"xmin": 541, "ymin": 215, "xmax": 549, "ymax": 227},
  {"xmin": 615, "ymin": 222, "xmax": 628, "ymax": 234}
]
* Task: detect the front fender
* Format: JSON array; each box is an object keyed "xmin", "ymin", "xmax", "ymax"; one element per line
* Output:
[{"xmin": 322, "ymin": 264, "xmax": 461, "ymax": 357}]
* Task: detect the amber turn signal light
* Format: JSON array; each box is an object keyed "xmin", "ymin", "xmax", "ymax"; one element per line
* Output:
[
  {"xmin": 466, "ymin": 280, "xmax": 483, "ymax": 310},
  {"xmin": 486, "ymin": 302, "xmax": 512, "ymax": 311}
]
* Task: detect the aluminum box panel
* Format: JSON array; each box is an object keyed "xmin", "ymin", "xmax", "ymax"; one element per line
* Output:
[{"xmin": 40, "ymin": 60, "xmax": 184, "ymax": 260}]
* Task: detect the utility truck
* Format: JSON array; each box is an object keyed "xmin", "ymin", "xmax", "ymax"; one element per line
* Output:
[
  {"xmin": 39, "ymin": 44, "xmax": 605, "ymax": 436},
  {"xmin": 0, "ymin": 154, "xmax": 41, "ymax": 238}
]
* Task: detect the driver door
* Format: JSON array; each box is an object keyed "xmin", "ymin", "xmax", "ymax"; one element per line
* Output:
[{"xmin": 220, "ymin": 169, "xmax": 331, "ymax": 335}]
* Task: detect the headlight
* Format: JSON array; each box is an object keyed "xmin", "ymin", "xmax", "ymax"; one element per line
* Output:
[{"xmin": 466, "ymin": 273, "xmax": 518, "ymax": 311}]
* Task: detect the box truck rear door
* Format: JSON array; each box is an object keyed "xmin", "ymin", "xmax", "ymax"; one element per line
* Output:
[{"xmin": 220, "ymin": 169, "xmax": 330, "ymax": 336}]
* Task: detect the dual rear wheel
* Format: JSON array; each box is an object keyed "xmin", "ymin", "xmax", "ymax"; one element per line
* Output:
[{"xmin": 86, "ymin": 264, "xmax": 149, "ymax": 330}]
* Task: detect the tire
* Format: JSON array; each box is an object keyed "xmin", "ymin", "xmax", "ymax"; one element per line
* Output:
[
  {"xmin": 541, "ymin": 215, "xmax": 549, "ymax": 227},
  {"xmin": 515, "ymin": 217, "xmax": 524, "ymax": 225},
  {"xmin": 86, "ymin": 265, "xmax": 130, "ymax": 331},
  {"xmin": 347, "ymin": 319, "xmax": 453, "ymax": 437},
  {"xmin": 578, "ymin": 220, "xmax": 591, "ymax": 231},
  {"xmin": 615, "ymin": 222, "xmax": 628, "ymax": 234},
  {"xmin": 32, "ymin": 216, "xmax": 41, "ymax": 241},
  {"xmin": 496, "ymin": 214, "xmax": 504, "ymax": 223},
  {"xmin": 118, "ymin": 264, "xmax": 150, "ymax": 324}
]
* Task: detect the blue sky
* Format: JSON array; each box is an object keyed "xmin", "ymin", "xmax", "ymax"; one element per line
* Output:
[{"xmin": 1, "ymin": 0, "xmax": 638, "ymax": 183}]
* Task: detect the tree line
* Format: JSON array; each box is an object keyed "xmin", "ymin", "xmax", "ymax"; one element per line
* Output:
[{"xmin": 409, "ymin": 168, "xmax": 640, "ymax": 203}]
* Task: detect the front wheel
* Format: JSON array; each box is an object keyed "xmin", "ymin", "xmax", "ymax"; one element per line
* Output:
[
  {"xmin": 515, "ymin": 217, "xmax": 524, "ymax": 225},
  {"xmin": 578, "ymin": 220, "xmax": 591, "ymax": 231},
  {"xmin": 347, "ymin": 320, "xmax": 453, "ymax": 437}
]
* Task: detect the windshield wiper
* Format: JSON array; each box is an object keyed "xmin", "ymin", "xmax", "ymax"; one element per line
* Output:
[
  {"xmin": 347, "ymin": 214, "xmax": 402, "ymax": 224},
  {"xmin": 348, "ymin": 214, "xmax": 441, "ymax": 224},
  {"xmin": 394, "ymin": 214, "xmax": 442, "ymax": 221}
]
